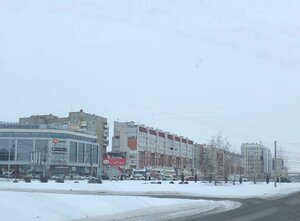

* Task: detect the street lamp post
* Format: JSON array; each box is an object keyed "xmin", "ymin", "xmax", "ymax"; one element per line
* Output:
[
  {"xmin": 90, "ymin": 147, "xmax": 93, "ymax": 177},
  {"xmin": 43, "ymin": 146, "xmax": 47, "ymax": 178},
  {"xmin": 7, "ymin": 130, "xmax": 11, "ymax": 182}
]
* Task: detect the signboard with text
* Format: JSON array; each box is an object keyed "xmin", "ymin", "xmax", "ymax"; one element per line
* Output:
[{"xmin": 103, "ymin": 153, "xmax": 126, "ymax": 167}]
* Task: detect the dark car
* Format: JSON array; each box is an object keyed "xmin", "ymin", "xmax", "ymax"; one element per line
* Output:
[
  {"xmin": 101, "ymin": 175, "xmax": 109, "ymax": 180},
  {"xmin": 55, "ymin": 177, "xmax": 65, "ymax": 183},
  {"xmin": 277, "ymin": 177, "xmax": 291, "ymax": 183},
  {"xmin": 185, "ymin": 176, "xmax": 195, "ymax": 181}
]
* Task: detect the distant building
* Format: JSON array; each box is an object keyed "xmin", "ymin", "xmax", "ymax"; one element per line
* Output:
[
  {"xmin": 112, "ymin": 121, "xmax": 194, "ymax": 171},
  {"xmin": 241, "ymin": 143, "xmax": 272, "ymax": 178},
  {"xmin": 19, "ymin": 109, "xmax": 109, "ymax": 154},
  {"xmin": 272, "ymin": 158, "xmax": 288, "ymax": 177}
]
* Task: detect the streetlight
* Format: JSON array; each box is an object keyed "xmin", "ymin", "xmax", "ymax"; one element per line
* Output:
[
  {"xmin": 43, "ymin": 146, "xmax": 47, "ymax": 178},
  {"xmin": 7, "ymin": 129, "xmax": 12, "ymax": 182},
  {"xmin": 90, "ymin": 146, "xmax": 93, "ymax": 177}
]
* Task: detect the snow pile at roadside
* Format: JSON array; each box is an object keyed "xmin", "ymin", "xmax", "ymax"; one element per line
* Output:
[
  {"xmin": 1, "ymin": 179, "xmax": 300, "ymax": 199},
  {"xmin": 0, "ymin": 191, "xmax": 239, "ymax": 221}
]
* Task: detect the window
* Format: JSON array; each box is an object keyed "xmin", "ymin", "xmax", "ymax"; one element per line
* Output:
[
  {"xmin": 17, "ymin": 139, "xmax": 33, "ymax": 162},
  {"xmin": 69, "ymin": 141, "xmax": 77, "ymax": 163},
  {"xmin": 77, "ymin": 143, "xmax": 85, "ymax": 163},
  {"xmin": 0, "ymin": 139, "xmax": 15, "ymax": 161},
  {"xmin": 92, "ymin": 145, "xmax": 98, "ymax": 164},
  {"xmin": 85, "ymin": 144, "xmax": 92, "ymax": 164},
  {"xmin": 35, "ymin": 140, "xmax": 48, "ymax": 163}
]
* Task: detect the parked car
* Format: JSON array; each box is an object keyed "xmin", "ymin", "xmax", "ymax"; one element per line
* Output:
[
  {"xmin": 277, "ymin": 177, "xmax": 291, "ymax": 183},
  {"xmin": 185, "ymin": 176, "xmax": 196, "ymax": 181},
  {"xmin": 55, "ymin": 177, "xmax": 65, "ymax": 183},
  {"xmin": 73, "ymin": 175, "xmax": 83, "ymax": 180},
  {"xmin": 162, "ymin": 175, "xmax": 174, "ymax": 181},
  {"xmin": 101, "ymin": 175, "xmax": 109, "ymax": 180}
]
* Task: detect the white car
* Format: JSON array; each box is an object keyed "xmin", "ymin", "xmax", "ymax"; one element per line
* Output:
[{"xmin": 163, "ymin": 175, "xmax": 174, "ymax": 181}]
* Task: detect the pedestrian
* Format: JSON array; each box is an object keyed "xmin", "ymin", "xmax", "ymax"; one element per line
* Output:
[{"xmin": 181, "ymin": 173, "xmax": 185, "ymax": 183}]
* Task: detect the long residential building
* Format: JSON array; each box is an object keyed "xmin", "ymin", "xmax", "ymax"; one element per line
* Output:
[
  {"xmin": 0, "ymin": 122, "xmax": 100, "ymax": 176},
  {"xmin": 241, "ymin": 143, "xmax": 272, "ymax": 178},
  {"xmin": 112, "ymin": 121, "xmax": 194, "ymax": 171}
]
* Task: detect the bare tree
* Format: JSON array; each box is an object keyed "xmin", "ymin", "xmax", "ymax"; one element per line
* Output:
[{"xmin": 207, "ymin": 133, "xmax": 235, "ymax": 184}]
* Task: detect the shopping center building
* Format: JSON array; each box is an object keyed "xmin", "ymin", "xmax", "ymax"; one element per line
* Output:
[{"xmin": 0, "ymin": 123, "xmax": 100, "ymax": 177}]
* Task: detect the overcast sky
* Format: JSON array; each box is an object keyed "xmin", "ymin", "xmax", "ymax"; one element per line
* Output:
[{"xmin": 1, "ymin": 1, "xmax": 300, "ymax": 171}]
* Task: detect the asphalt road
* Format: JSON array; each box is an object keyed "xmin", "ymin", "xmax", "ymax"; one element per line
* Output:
[{"xmin": 158, "ymin": 192, "xmax": 300, "ymax": 221}]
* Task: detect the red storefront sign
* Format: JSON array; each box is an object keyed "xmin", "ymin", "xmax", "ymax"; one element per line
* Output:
[{"xmin": 103, "ymin": 157, "xmax": 126, "ymax": 166}]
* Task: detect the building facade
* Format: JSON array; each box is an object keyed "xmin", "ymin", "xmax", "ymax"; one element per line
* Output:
[
  {"xmin": 0, "ymin": 123, "xmax": 100, "ymax": 176},
  {"xmin": 241, "ymin": 143, "xmax": 272, "ymax": 178},
  {"xmin": 193, "ymin": 144, "xmax": 205, "ymax": 172},
  {"xmin": 201, "ymin": 145, "xmax": 244, "ymax": 178},
  {"xmin": 112, "ymin": 121, "xmax": 194, "ymax": 171},
  {"xmin": 19, "ymin": 109, "xmax": 109, "ymax": 154}
]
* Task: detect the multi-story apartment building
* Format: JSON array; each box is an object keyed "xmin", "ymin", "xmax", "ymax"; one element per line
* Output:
[
  {"xmin": 19, "ymin": 110, "xmax": 109, "ymax": 154},
  {"xmin": 201, "ymin": 145, "xmax": 244, "ymax": 178},
  {"xmin": 112, "ymin": 121, "xmax": 194, "ymax": 171},
  {"xmin": 241, "ymin": 143, "xmax": 272, "ymax": 178}
]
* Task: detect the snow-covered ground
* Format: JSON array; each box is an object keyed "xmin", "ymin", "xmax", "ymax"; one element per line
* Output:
[
  {"xmin": 0, "ymin": 179, "xmax": 244, "ymax": 221},
  {"xmin": 1, "ymin": 179, "xmax": 300, "ymax": 199},
  {"xmin": 0, "ymin": 191, "xmax": 238, "ymax": 221},
  {"xmin": 1, "ymin": 179, "xmax": 300, "ymax": 220}
]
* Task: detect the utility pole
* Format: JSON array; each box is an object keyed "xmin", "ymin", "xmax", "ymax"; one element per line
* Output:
[{"xmin": 274, "ymin": 141, "xmax": 277, "ymax": 188}]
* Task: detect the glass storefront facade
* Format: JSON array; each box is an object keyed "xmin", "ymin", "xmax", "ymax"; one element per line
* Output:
[{"xmin": 0, "ymin": 128, "xmax": 99, "ymax": 175}]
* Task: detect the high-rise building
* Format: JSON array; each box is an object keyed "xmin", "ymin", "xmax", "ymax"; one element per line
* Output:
[
  {"xmin": 241, "ymin": 143, "xmax": 272, "ymax": 178},
  {"xmin": 112, "ymin": 121, "xmax": 194, "ymax": 171}
]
